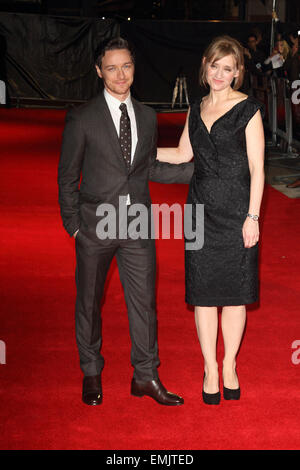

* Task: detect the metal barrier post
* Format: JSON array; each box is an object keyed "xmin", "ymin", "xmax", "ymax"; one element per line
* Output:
[
  {"xmin": 273, "ymin": 78, "xmax": 299, "ymax": 158},
  {"xmin": 284, "ymin": 80, "xmax": 298, "ymax": 157},
  {"xmin": 270, "ymin": 76, "xmax": 278, "ymax": 146}
]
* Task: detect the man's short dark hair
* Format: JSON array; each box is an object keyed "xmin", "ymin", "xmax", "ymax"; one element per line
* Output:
[
  {"xmin": 289, "ymin": 30, "xmax": 298, "ymax": 40},
  {"xmin": 94, "ymin": 37, "xmax": 135, "ymax": 69}
]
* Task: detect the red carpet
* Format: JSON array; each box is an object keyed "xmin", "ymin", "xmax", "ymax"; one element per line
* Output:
[{"xmin": 0, "ymin": 107, "xmax": 300, "ymax": 450}]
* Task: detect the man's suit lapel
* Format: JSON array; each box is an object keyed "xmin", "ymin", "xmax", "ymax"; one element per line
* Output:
[
  {"xmin": 96, "ymin": 92, "xmax": 146, "ymax": 172},
  {"xmin": 131, "ymin": 97, "xmax": 146, "ymax": 170}
]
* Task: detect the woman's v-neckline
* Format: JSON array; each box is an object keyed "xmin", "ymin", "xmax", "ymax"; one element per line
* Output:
[{"xmin": 199, "ymin": 96, "xmax": 249, "ymax": 135}]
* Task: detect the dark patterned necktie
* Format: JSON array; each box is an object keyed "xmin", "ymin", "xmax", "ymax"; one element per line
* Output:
[{"xmin": 119, "ymin": 103, "xmax": 131, "ymax": 168}]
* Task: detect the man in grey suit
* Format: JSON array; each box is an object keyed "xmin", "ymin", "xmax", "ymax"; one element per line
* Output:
[{"xmin": 58, "ymin": 37, "xmax": 193, "ymax": 406}]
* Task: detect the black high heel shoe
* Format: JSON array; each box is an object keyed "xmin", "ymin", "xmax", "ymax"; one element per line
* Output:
[
  {"xmin": 223, "ymin": 370, "xmax": 240, "ymax": 400},
  {"xmin": 223, "ymin": 386, "xmax": 240, "ymax": 400},
  {"xmin": 202, "ymin": 373, "xmax": 221, "ymax": 405}
]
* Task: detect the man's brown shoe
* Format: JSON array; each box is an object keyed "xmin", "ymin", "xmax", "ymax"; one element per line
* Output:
[
  {"xmin": 82, "ymin": 375, "xmax": 102, "ymax": 406},
  {"xmin": 131, "ymin": 378, "xmax": 184, "ymax": 406}
]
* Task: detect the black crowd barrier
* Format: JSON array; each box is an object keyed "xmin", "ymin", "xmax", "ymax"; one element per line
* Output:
[{"xmin": 251, "ymin": 73, "xmax": 300, "ymax": 153}]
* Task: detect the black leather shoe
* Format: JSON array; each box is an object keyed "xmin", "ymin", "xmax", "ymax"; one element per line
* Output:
[
  {"xmin": 202, "ymin": 373, "xmax": 221, "ymax": 405},
  {"xmin": 82, "ymin": 374, "xmax": 102, "ymax": 406},
  {"xmin": 131, "ymin": 378, "xmax": 184, "ymax": 406}
]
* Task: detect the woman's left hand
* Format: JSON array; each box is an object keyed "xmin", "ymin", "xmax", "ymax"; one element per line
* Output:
[{"xmin": 242, "ymin": 217, "xmax": 259, "ymax": 248}]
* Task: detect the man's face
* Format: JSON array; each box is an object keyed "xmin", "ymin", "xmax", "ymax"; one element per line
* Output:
[
  {"xmin": 95, "ymin": 48, "xmax": 134, "ymax": 100},
  {"xmin": 247, "ymin": 36, "xmax": 257, "ymax": 51}
]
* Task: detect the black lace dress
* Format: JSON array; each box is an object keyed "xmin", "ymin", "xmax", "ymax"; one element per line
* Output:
[{"xmin": 185, "ymin": 95, "xmax": 264, "ymax": 307}]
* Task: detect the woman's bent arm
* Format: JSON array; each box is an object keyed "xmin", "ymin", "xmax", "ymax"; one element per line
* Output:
[
  {"xmin": 243, "ymin": 109, "xmax": 265, "ymax": 248},
  {"xmin": 157, "ymin": 109, "xmax": 194, "ymax": 164}
]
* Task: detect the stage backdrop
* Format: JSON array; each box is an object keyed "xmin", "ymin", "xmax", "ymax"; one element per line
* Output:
[
  {"xmin": 0, "ymin": 13, "xmax": 276, "ymax": 102},
  {"xmin": 0, "ymin": 12, "xmax": 119, "ymax": 101},
  {"xmin": 121, "ymin": 19, "xmax": 271, "ymax": 103}
]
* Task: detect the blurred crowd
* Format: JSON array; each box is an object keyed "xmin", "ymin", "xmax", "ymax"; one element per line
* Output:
[
  {"xmin": 242, "ymin": 27, "xmax": 300, "ymax": 84},
  {"xmin": 242, "ymin": 27, "xmax": 300, "ymax": 190}
]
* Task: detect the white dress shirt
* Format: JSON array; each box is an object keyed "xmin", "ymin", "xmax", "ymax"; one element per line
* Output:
[
  {"xmin": 104, "ymin": 89, "xmax": 138, "ymax": 162},
  {"xmin": 264, "ymin": 53, "xmax": 284, "ymax": 70},
  {"xmin": 104, "ymin": 89, "xmax": 138, "ymax": 205}
]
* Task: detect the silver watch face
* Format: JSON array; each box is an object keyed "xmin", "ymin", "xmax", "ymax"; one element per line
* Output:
[{"xmin": 253, "ymin": 215, "xmax": 259, "ymax": 221}]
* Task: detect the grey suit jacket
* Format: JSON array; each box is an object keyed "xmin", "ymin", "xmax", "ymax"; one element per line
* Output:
[{"xmin": 58, "ymin": 92, "xmax": 194, "ymax": 237}]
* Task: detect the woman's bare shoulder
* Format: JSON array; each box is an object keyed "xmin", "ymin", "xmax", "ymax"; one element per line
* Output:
[{"xmin": 231, "ymin": 91, "xmax": 248, "ymax": 102}]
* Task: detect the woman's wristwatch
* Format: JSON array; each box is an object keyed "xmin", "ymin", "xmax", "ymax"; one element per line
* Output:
[{"xmin": 247, "ymin": 213, "xmax": 259, "ymax": 221}]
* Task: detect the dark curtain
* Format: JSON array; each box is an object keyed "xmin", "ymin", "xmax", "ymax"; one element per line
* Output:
[
  {"xmin": 120, "ymin": 20, "xmax": 271, "ymax": 103},
  {"xmin": 2, "ymin": 13, "xmax": 291, "ymax": 103},
  {"xmin": 0, "ymin": 12, "xmax": 119, "ymax": 100}
]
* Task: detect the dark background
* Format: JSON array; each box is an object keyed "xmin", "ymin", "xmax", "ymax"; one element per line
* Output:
[
  {"xmin": 0, "ymin": 1, "xmax": 300, "ymax": 22},
  {"xmin": 0, "ymin": 1, "xmax": 299, "ymax": 103}
]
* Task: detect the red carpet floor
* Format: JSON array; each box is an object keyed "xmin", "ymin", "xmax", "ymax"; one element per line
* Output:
[{"xmin": 0, "ymin": 107, "xmax": 300, "ymax": 450}]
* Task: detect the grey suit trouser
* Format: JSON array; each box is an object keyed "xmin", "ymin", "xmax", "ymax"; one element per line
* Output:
[{"xmin": 74, "ymin": 226, "xmax": 160, "ymax": 381}]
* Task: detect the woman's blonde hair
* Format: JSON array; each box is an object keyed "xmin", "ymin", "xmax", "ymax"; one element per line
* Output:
[
  {"xmin": 277, "ymin": 39, "xmax": 290, "ymax": 60},
  {"xmin": 199, "ymin": 35, "xmax": 245, "ymax": 90}
]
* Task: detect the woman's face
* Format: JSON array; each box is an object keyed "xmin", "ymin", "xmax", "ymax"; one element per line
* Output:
[
  {"xmin": 276, "ymin": 41, "xmax": 284, "ymax": 53},
  {"xmin": 205, "ymin": 54, "xmax": 239, "ymax": 91}
]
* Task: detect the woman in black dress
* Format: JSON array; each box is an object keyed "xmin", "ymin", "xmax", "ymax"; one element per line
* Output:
[{"xmin": 157, "ymin": 36, "xmax": 265, "ymax": 404}]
